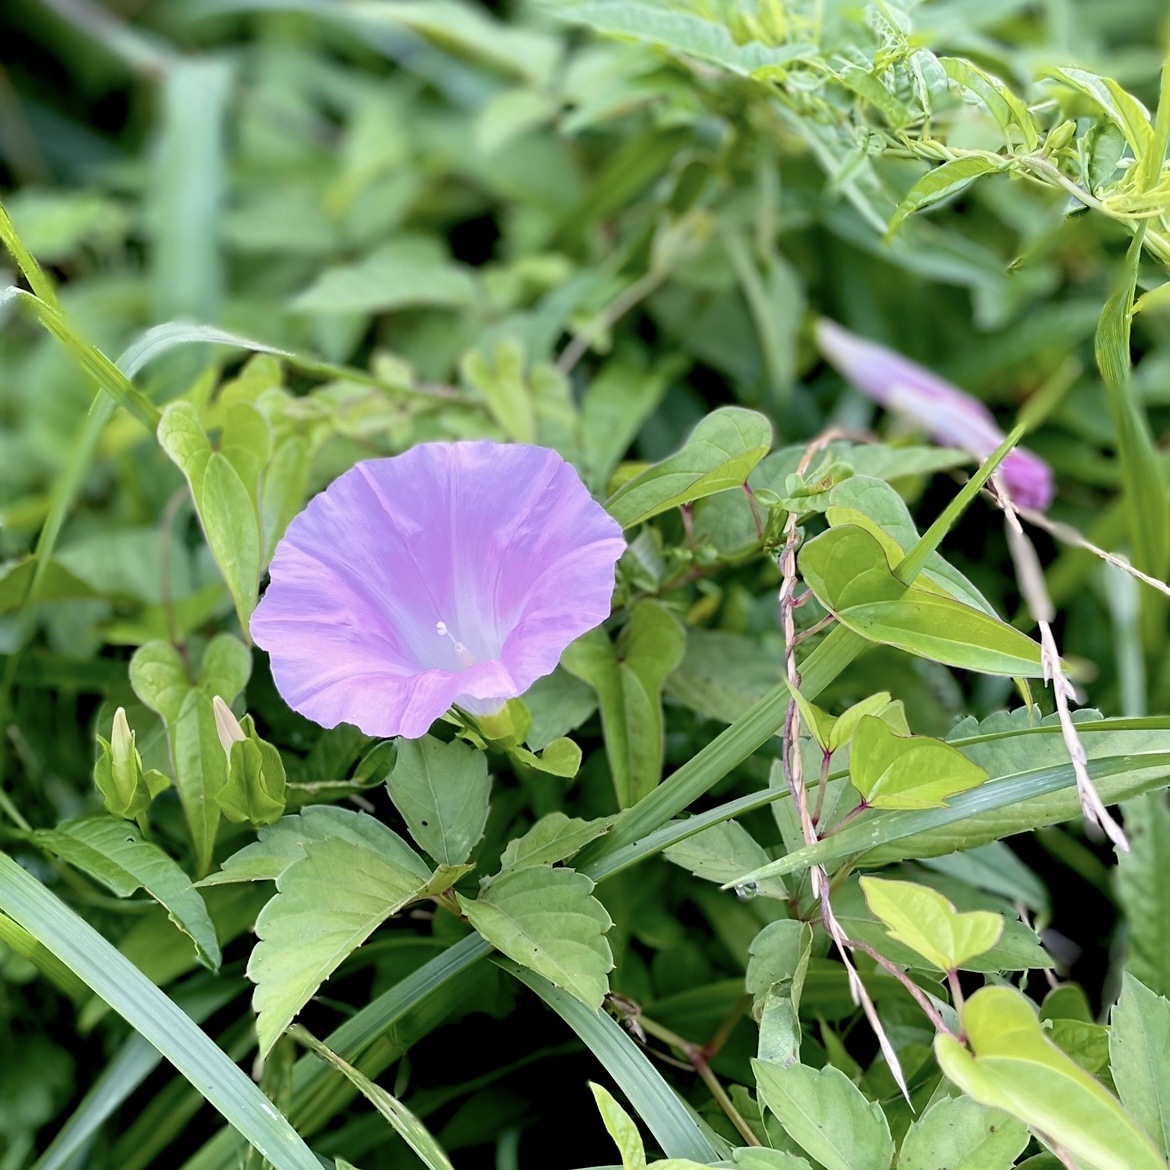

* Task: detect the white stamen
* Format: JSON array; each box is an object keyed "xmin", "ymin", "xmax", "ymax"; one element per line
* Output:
[{"xmin": 436, "ymin": 620, "xmax": 475, "ymax": 669}]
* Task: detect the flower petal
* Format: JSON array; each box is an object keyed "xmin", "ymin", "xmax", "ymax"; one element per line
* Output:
[{"xmin": 252, "ymin": 442, "xmax": 624, "ymax": 738}]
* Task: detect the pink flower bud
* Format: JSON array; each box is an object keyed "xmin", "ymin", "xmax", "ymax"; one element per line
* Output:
[{"xmin": 815, "ymin": 318, "xmax": 1054, "ymax": 511}]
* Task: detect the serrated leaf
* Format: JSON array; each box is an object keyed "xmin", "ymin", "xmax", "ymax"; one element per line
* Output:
[
  {"xmin": 887, "ymin": 156, "xmax": 1007, "ymax": 238},
  {"xmin": 459, "ymin": 865, "xmax": 613, "ymax": 1010},
  {"xmin": 547, "ymin": 1, "xmax": 809, "ymax": 77},
  {"xmin": 752, "ymin": 1058, "xmax": 894, "ymax": 1170},
  {"xmin": 499, "ymin": 812, "xmax": 615, "ymax": 871},
  {"xmin": 850, "ymin": 716, "xmax": 988, "ymax": 810},
  {"xmin": 935, "ymin": 986, "xmax": 1167, "ymax": 1170},
  {"xmin": 664, "ymin": 820, "xmax": 786, "ymax": 899},
  {"xmin": 799, "ymin": 525, "xmax": 1044, "ymax": 677},
  {"xmin": 1110, "ymin": 973, "xmax": 1170, "ymax": 1159},
  {"xmin": 33, "ymin": 818, "xmax": 220, "ymax": 970},
  {"xmin": 606, "ymin": 407, "xmax": 772, "ymax": 528},
  {"xmin": 386, "ymin": 736, "xmax": 490, "ymax": 866},
  {"xmin": 747, "ymin": 921, "xmax": 813, "ymax": 1020},
  {"xmin": 199, "ymin": 806, "xmax": 430, "ymax": 887},
  {"xmin": 727, "ymin": 733, "xmax": 1170, "ymax": 886},
  {"xmin": 1118, "ymin": 793, "xmax": 1170, "ymax": 997},
  {"xmin": 249, "ymin": 829, "xmax": 434, "ymax": 1057},
  {"xmin": 860, "ymin": 876, "xmax": 1003, "ymax": 972},
  {"xmin": 897, "ymin": 1094, "xmax": 1029, "ymax": 1170}
]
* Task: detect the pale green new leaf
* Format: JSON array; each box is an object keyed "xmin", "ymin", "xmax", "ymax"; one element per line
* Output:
[
  {"xmin": 606, "ymin": 407, "xmax": 772, "ymax": 528},
  {"xmin": 591, "ymin": 1082, "xmax": 647, "ymax": 1170},
  {"xmin": 752, "ymin": 1059, "xmax": 894, "ymax": 1170},
  {"xmin": 897, "ymin": 1094, "xmax": 1029, "ymax": 1170},
  {"xmin": 860, "ymin": 877, "xmax": 1002, "ymax": 972},
  {"xmin": 33, "ymin": 818, "xmax": 220, "ymax": 970},
  {"xmin": 461, "ymin": 338, "xmax": 536, "ymax": 444},
  {"xmin": 826, "ymin": 475, "xmax": 995, "ymax": 614},
  {"xmin": 1110, "ymin": 973, "xmax": 1170, "ymax": 1159},
  {"xmin": 387, "ymin": 736, "xmax": 491, "ymax": 866},
  {"xmin": 936, "ymin": 987, "xmax": 1167, "ymax": 1170},
  {"xmin": 249, "ymin": 829, "xmax": 434, "ymax": 1057},
  {"xmin": 459, "ymin": 865, "xmax": 613, "ymax": 1010},
  {"xmin": 850, "ymin": 716, "xmax": 988, "ymax": 809}
]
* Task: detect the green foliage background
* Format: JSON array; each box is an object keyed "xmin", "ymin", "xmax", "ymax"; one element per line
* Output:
[{"xmin": 4, "ymin": 0, "xmax": 1170, "ymax": 1168}]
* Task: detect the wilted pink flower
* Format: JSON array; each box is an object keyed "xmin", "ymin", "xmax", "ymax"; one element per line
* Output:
[
  {"xmin": 816, "ymin": 318, "xmax": 1054, "ymax": 510},
  {"xmin": 251, "ymin": 442, "xmax": 625, "ymax": 739}
]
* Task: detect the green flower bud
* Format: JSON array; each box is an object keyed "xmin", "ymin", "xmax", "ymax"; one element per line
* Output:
[
  {"xmin": 94, "ymin": 707, "xmax": 170, "ymax": 822},
  {"xmin": 213, "ymin": 697, "xmax": 287, "ymax": 826}
]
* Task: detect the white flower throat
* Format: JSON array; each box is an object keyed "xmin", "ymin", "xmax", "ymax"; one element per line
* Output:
[{"xmin": 435, "ymin": 621, "xmax": 476, "ymax": 669}]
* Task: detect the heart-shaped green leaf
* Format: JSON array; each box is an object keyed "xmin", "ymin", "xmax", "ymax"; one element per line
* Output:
[
  {"xmin": 850, "ymin": 715, "xmax": 988, "ymax": 809},
  {"xmin": 860, "ymin": 876, "xmax": 1003, "ymax": 972}
]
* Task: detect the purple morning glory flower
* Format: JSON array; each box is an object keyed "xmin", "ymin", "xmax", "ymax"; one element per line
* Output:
[
  {"xmin": 816, "ymin": 318, "xmax": 1054, "ymax": 510},
  {"xmin": 251, "ymin": 442, "xmax": 626, "ymax": 739}
]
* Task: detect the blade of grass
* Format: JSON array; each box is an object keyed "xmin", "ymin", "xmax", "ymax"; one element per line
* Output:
[
  {"xmin": 289, "ymin": 1027, "xmax": 455, "ymax": 1170},
  {"xmin": 0, "ymin": 288, "xmax": 160, "ymax": 428},
  {"xmin": 0, "ymin": 910, "xmax": 87, "ymax": 1000},
  {"xmin": 1095, "ymin": 231, "xmax": 1169, "ymax": 651},
  {"xmin": 0, "ymin": 198, "xmax": 60, "ymax": 308},
  {"xmin": 0, "ymin": 851, "xmax": 321, "ymax": 1170},
  {"xmin": 725, "ymin": 750, "xmax": 1170, "ymax": 885},
  {"xmin": 31, "ymin": 977, "xmax": 244, "ymax": 1170},
  {"xmin": 499, "ymin": 958, "xmax": 727, "ymax": 1164},
  {"xmin": 180, "ymin": 933, "xmax": 492, "ymax": 1170}
]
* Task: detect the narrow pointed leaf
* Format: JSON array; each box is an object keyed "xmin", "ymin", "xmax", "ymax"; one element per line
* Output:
[{"xmin": 606, "ymin": 407, "xmax": 772, "ymax": 527}]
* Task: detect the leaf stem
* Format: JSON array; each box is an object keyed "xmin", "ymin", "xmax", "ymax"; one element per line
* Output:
[
  {"xmin": 636, "ymin": 1015, "xmax": 761, "ymax": 1146},
  {"xmin": 844, "ymin": 936, "xmax": 958, "ymax": 1041}
]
